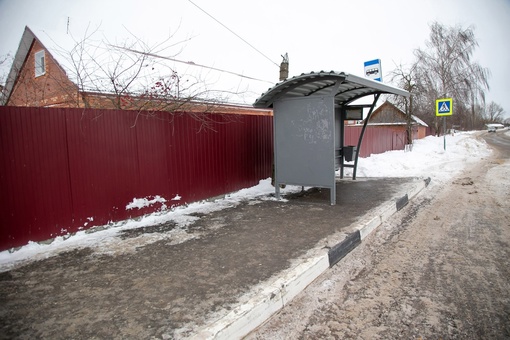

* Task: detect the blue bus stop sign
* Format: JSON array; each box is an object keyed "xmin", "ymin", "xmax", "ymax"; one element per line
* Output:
[{"xmin": 364, "ymin": 59, "xmax": 382, "ymax": 82}]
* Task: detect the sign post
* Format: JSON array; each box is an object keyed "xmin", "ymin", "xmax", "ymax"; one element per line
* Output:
[{"xmin": 435, "ymin": 98, "xmax": 453, "ymax": 150}]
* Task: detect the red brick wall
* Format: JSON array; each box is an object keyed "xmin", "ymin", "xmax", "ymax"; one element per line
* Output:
[{"xmin": 8, "ymin": 40, "xmax": 81, "ymax": 107}]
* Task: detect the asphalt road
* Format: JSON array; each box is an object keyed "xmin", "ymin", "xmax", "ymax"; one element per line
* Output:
[{"xmin": 247, "ymin": 131, "xmax": 510, "ymax": 339}]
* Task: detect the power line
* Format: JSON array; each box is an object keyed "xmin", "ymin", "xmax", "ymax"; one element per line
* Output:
[
  {"xmin": 187, "ymin": 0, "xmax": 280, "ymax": 69},
  {"xmin": 109, "ymin": 45, "xmax": 275, "ymax": 84}
]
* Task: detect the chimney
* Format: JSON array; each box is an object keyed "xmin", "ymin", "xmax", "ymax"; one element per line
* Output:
[{"xmin": 279, "ymin": 53, "xmax": 289, "ymax": 81}]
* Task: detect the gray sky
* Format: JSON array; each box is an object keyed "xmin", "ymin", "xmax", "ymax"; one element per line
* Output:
[{"xmin": 0, "ymin": 0, "xmax": 509, "ymax": 116}]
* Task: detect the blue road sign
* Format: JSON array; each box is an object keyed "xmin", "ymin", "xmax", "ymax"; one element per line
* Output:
[
  {"xmin": 364, "ymin": 59, "xmax": 382, "ymax": 82},
  {"xmin": 435, "ymin": 98, "xmax": 453, "ymax": 116}
]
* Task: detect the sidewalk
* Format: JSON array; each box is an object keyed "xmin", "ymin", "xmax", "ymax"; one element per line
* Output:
[{"xmin": 0, "ymin": 177, "xmax": 429, "ymax": 339}]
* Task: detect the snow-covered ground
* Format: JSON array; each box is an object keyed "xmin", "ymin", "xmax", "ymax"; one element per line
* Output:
[{"xmin": 0, "ymin": 131, "xmax": 496, "ymax": 272}]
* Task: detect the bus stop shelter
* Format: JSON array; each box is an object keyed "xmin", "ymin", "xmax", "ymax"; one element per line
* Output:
[{"xmin": 253, "ymin": 71, "xmax": 409, "ymax": 205}]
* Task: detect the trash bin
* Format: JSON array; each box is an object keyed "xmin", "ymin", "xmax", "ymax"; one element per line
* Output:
[{"xmin": 343, "ymin": 146, "xmax": 357, "ymax": 162}]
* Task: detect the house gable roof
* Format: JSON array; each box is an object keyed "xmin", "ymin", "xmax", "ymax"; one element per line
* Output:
[
  {"xmin": 2, "ymin": 26, "xmax": 37, "ymax": 105},
  {"xmin": 1, "ymin": 26, "xmax": 73, "ymax": 105},
  {"xmin": 369, "ymin": 100, "xmax": 428, "ymax": 127}
]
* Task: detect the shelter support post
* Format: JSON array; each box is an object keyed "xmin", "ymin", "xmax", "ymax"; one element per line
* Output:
[
  {"xmin": 330, "ymin": 184, "xmax": 336, "ymax": 205},
  {"xmin": 353, "ymin": 93, "xmax": 381, "ymax": 180},
  {"xmin": 339, "ymin": 108, "xmax": 345, "ymax": 179}
]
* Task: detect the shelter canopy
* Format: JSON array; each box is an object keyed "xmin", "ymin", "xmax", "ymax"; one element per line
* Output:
[{"xmin": 253, "ymin": 70, "xmax": 409, "ymax": 108}]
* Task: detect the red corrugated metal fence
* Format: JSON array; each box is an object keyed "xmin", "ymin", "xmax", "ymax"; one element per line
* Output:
[
  {"xmin": 345, "ymin": 125, "xmax": 415, "ymax": 157},
  {"xmin": 0, "ymin": 107, "xmax": 273, "ymax": 250}
]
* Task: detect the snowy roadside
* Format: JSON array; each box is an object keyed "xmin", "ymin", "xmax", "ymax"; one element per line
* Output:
[
  {"xmin": 0, "ymin": 178, "xmax": 305, "ymax": 272},
  {"xmin": 0, "ymin": 131, "xmax": 493, "ymax": 272}
]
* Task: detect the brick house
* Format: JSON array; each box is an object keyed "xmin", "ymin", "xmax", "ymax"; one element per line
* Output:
[
  {"xmin": 2, "ymin": 27, "xmax": 81, "ymax": 107},
  {"xmin": 1, "ymin": 26, "xmax": 271, "ymax": 116}
]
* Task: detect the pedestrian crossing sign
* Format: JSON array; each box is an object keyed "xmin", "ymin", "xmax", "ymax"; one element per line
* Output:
[{"xmin": 436, "ymin": 98, "xmax": 453, "ymax": 116}]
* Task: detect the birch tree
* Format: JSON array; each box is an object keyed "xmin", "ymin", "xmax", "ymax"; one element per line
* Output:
[{"xmin": 413, "ymin": 22, "xmax": 490, "ymax": 132}]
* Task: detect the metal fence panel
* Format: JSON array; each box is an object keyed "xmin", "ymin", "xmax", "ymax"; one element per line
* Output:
[
  {"xmin": 0, "ymin": 107, "xmax": 273, "ymax": 250},
  {"xmin": 0, "ymin": 107, "xmax": 74, "ymax": 246},
  {"xmin": 345, "ymin": 125, "xmax": 408, "ymax": 157}
]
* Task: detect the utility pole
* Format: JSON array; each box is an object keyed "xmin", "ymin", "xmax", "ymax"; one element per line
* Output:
[{"xmin": 279, "ymin": 53, "xmax": 289, "ymax": 81}]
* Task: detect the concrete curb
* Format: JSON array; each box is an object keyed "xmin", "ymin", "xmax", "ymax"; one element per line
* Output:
[
  {"xmin": 358, "ymin": 176, "xmax": 430, "ymax": 241},
  {"xmin": 192, "ymin": 255, "xmax": 330, "ymax": 340},
  {"xmin": 192, "ymin": 177, "xmax": 430, "ymax": 339}
]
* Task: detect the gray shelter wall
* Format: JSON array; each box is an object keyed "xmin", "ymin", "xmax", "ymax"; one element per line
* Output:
[{"xmin": 274, "ymin": 96, "xmax": 335, "ymax": 188}]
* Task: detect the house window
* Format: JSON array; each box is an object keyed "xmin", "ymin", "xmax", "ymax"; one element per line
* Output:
[{"xmin": 34, "ymin": 50, "xmax": 45, "ymax": 77}]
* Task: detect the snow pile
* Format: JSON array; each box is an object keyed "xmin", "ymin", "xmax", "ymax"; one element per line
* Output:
[
  {"xmin": 350, "ymin": 132, "xmax": 491, "ymax": 184},
  {"xmin": 0, "ymin": 132, "xmax": 493, "ymax": 271}
]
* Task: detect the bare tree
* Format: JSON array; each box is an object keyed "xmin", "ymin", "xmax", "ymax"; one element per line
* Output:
[
  {"xmin": 483, "ymin": 101, "xmax": 505, "ymax": 123},
  {"xmin": 0, "ymin": 53, "xmax": 12, "ymax": 104},
  {"xmin": 2, "ymin": 27, "xmax": 247, "ymax": 128},
  {"xmin": 53, "ymin": 26, "xmax": 203, "ymax": 106},
  {"xmin": 413, "ymin": 22, "xmax": 490, "ymax": 133},
  {"xmin": 390, "ymin": 62, "xmax": 420, "ymax": 144}
]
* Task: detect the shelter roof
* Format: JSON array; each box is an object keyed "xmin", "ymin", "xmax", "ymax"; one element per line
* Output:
[{"xmin": 253, "ymin": 71, "xmax": 409, "ymax": 108}]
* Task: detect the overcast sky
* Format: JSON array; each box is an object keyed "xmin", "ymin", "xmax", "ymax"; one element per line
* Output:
[{"xmin": 0, "ymin": 0, "xmax": 509, "ymax": 116}]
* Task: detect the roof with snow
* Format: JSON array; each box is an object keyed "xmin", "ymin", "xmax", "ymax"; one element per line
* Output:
[
  {"xmin": 369, "ymin": 100, "xmax": 428, "ymax": 127},
  {"xmin": 253, "ymin": 71, "xmax": 409, "ymax": 108},
  {"xmin": 485, "ymin": 123, "xmax": 504, "ymax": 128}
]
